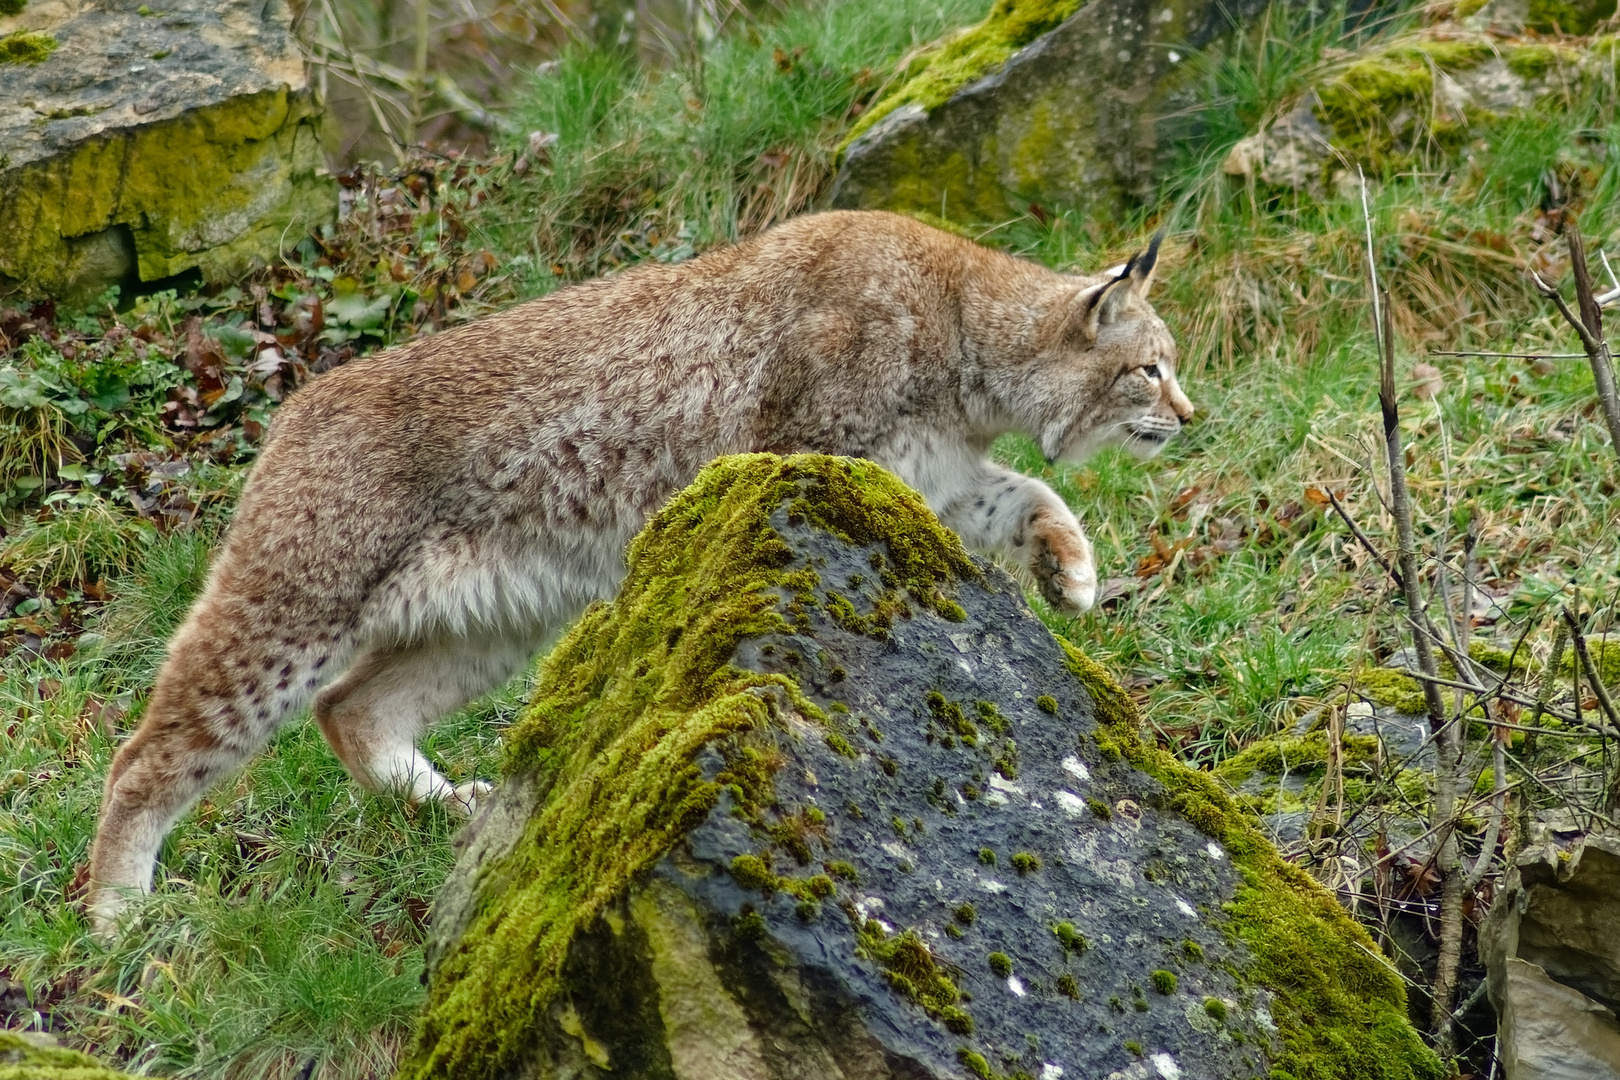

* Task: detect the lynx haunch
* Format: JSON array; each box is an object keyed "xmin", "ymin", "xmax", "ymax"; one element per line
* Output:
[{"xmin": 87, "ymin": 210, "xmax": 1192, "ymax": 931}]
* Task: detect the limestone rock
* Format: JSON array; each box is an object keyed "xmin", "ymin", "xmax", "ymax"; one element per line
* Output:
[
  {"xmin": 1483, "ymin": 835, "xmax": 1620, "ymax": 1080},
  {"xmin": 0, "ymin": 0, "xmax": 333, "ymax": 301},
  {"xmin": 829, "ymin": 0, "xmax": 1279, "ymax": 223},
  {"xmin": 403, "ymin": 454, "xmax": 1442, "ymax": 1080}
]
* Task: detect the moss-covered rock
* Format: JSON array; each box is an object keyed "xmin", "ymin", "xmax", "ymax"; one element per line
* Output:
[
  {"xmin": 0, "ymin": 1030, "xmax": 136, "ymax": 1079},
  {"xmin": 405, "ymin": 453, "xmax": 1442, "ymax": 1080},
  {"xmin": 830, "ymin": 0, "xmax": 1284, "ymax": 222},
  {"xmin": 0, "ymin": 0, "xmax": 334, "ymax": 302}
]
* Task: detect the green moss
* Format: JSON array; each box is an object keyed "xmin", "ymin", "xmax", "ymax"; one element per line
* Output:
[
  {"xmin": 1057, "ymin": 973, "xmax": 1080, "ymax": 998},
  {"xmin": 1215, "ymin": 731, "xmax": 1380, "ymax": 786},
  {"xmin": 731, "ymin": 854, "xmax": 778, "ymax": 892},
  {"xmin": 1356, "ymin": 667, "xmax": 1429, "ymax": 715},
  {"xmin": 928, "ymin": 691, "xmax": 980, "ymax": 745},
  {"xmin": 1010, "ymin": 851, "xmax": 1041, "ymax": 874},
  {"xmin": 988, "ymin": 951, "xmax": 1014, "ymax": 977},
  {"xmin": 1561, "ymin": 636, "xmax": 1620, "ymax": 689},
  {"xmin": 1036, "ymin": 694, "xmax": 1058, "ymax": 714},
  {"xmin": 1204, "ymin": 997, "xmax": 1229, "ymax": 1023},
  {"xmin": 859, "ymin": 922, "xmax": 968, "ymax": 1024},
  {"xmin": 955, "ymin": 902, "xmax": 978, "ymax": 925},
  {"xmin": 0, "ymin": 0, "xmax": 26, "ymax": 14},
  {"xmin": 978, "ymin": 847, "xmax": 997, "ymax": 866},
  {"xmin": 1058, "ymin": 640, "xmax": 1444, "ymax": 1080},
  {"xmin": 827, "ymin": 860, "xmax": 859, "ymax": 883},
  {"xmin": 1124, "ymin": 1040, "xmax": 1145, "ymax": 1056},
  {"xmin": 1151, "ymin": 969, "xmax": 1178, "ymax": 995},
  {"xmin": 976, "ymin": 700, "xmax": 1008, "ymax": 734},
  {"xmin": 402, "ymin": 454, "xmax": 979, "ymax": 1080},
  {"xmin": 1528, "ymin": 0, "xmax": 1616, "ymax": 34},
  {"xmin": 1086, "ymin": 796, "xmax": 1112, "ymax": 820},
  {"xmin": 958, "ymin": 1048, "xmax": 994, "ymax": 1079},
  {"xmin": 0, "ymin": 1031, "xmax": 137, "ymax": 1077},
  {"xmin": 1053, "ymin": 921, "xmax": 1089, "ymax": 954},
  {"xmin": 0, "ymin": 30, "xmax": 56, "ymax": 64},
  {"xmin": 842, "ymin": 0, "xmax": 1085, "ymax": 149}
]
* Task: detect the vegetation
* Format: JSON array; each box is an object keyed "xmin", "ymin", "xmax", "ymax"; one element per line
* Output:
[{"xmin": 4, "ymin": 0, "xmax": 1620, "ymax": 1074}]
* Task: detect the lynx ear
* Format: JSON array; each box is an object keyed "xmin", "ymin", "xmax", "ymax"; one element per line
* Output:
[{"xmin": 1080, "ymin": 231, "xmax": 1164, "ymax": 340}]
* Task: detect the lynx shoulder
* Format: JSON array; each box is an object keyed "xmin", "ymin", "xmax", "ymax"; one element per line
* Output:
[{"xmin": 86, "ymin": 210, "xmax": 1192, "ymax": 932}]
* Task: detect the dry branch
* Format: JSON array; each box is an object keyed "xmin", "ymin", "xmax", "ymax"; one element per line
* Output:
[{"xmin": 1530, "ymin": 223, "xmax": 1620, "ymax": 458}]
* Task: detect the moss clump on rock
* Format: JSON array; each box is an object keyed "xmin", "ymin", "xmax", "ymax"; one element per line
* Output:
[
  {"xmin": 0, "ymin": 30, "xmax": 56, "ymax": 64},
  {"xmin": 1215, "ymin": 730, "xmax": 1380, "ymax": 786},
  {"xmin": 1312, "ymin": 38, "xmax": 1576, "ymax": 173},
  {"xmin": 841, "ymin": 0, "xmax": 1084, "ymax": 148},
  {"xmin": 0, "ymin": 0, "xmax": 28, "ymax": 16},
  {"xmin": 1059, "ymin": 641, "xmax": 1445, "ymax": 1080},
  {"xmin": 0, "ymin": 1031, "xmax": 136, "ymax": 1079},
  {"xmin": 400, "ymin": 454, "xmax": 977, "ymax": 1080}
]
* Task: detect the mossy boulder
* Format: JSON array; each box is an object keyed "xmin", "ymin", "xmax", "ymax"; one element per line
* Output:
[
  {"xmin": 0, "ymin": 1030, "xmax": 136, "ymax": 1079},
  {"xmin": 405, "ymin": 454, "xmax": 1442, "ymax": 1080},
  {"xmin": 830, "ymin": 0, "xmax": 1285, "ymax": 222},
  {"xmin": 0, "ymin": 0, "xmax": 334, "ymax": 302}
]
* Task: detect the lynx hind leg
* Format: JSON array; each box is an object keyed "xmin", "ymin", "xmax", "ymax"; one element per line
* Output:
[
  {"xmin": 313, "ymin": 631, "xmax": 533, "ymax": 815},
  {"xmin": 87, "ymin": 599, "xmax": 353, "ymax": 935}
]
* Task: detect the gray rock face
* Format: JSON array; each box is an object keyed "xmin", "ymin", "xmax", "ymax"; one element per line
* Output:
[
  {"xmin": 0, "ymin": 0, "xmax": 332, "ymax": 300},
  {"xmin": 1484, "ymin": 836, "xmax": 1620, "ymax": 1080},
  {"xmin": 407, "ymin": 456, "xmax": 1437, "ymax": 1080},
  {"xmin": 829, "ymin": 0, "xmax": 1277, "ymax": 223}
]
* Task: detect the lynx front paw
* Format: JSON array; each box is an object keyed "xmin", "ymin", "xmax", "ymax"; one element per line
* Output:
[
  {"xmin": 450, "ymin": 779, "xmax": 494, "ymax": 816},
  {"xmin": 1031, "ymin": 512, "xmax": 1097, "ymax": 614}
]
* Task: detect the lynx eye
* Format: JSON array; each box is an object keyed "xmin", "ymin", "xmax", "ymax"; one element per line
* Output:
[{"xmin": 1142, "ymin": 364, "xmax": 1161, "ymax": 379}]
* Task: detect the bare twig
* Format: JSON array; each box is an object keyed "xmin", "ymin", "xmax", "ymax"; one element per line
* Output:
[
  {"xmin": 1428, "ymin": 351, "xmax": 1587, "ymax": 359},
  {"xmin": 1565, "ymin": 607, "xmax": 1620, "ymax": 811},
  {"xmin": 316, "ymin": 0, "xmax": 408, "ymax": 163},
  {"xmin": 1530, "ymin": 223, "xmax": 1620, "ymax": 457}
]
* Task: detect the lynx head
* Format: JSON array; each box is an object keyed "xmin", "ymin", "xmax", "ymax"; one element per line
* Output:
[{"xmin": 1025, "ymin": 234, "xmax": 1194, "ymax": 463}]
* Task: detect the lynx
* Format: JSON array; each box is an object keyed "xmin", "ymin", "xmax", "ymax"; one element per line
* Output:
[{"xmin": 87, "ymin": 210, "xmax": 1192, "ymax": 931}]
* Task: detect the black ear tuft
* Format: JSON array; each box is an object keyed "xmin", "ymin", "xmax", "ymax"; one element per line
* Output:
[{"xmin": 1127, "ymin": 230, "xmax": 1164, "ymax": 282}]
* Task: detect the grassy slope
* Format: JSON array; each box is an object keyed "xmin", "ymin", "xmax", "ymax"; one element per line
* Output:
[{"xmin": 3, "ymin": 0, "xmax": 1620, "ymax": 1075}]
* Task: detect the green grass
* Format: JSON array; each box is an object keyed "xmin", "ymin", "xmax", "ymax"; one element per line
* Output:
[{"xmin": 4, "ymin": 0, "xmax": 1620, "ymax": 1074}]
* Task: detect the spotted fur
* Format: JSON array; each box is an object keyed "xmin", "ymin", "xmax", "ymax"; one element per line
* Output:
[{"xmin": 87, "ymin": 210, "xmax": 1191, "ymax": 932}]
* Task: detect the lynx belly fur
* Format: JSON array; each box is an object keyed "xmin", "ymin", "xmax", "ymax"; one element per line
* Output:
[{"xmin": 87, "ymin": 210, "xmax": 1193, "ymax": 931}]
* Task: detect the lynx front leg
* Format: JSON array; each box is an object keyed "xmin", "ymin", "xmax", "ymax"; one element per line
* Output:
[{"xmin": 939, "ymin": 464, "xmax": 1097, "ymax": 613}]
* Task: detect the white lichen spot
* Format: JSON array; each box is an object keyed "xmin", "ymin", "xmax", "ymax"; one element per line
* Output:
[
  {"xmin": 1205, "ymin": 841, "xmax": 1225, "ymax": 860},
  {"xmin": 882, "ymin": 842, "xmax": 908, "ymax": 860},
  {"xmin": 1175, "ymin": 898, "xmax": 1198, "ymax": 919},
  {"xmin": 1151, "ymin": 1053, "xmax": 1181, "ymax": 1080},
  {"xmin": 935, "ymin": 878, "xmax": 944, "ymax": 891},
  {"xmin": 1041, "ymin": 1065, "xmax": 1065, "ymax": 1080},
  {"xmin": 949, "ymin": 633, "xmax": 975, "ymax": 653},
  {"xmin": 1007, "ymin": 975, "xmax": 1026, "ymax": 997},
  {"xmin": 1055, "ymin": 790, "xmax": 1087, "ymax": 817},
  {"xmin": 1156, "ymin": 6, "xmax": 1174, "ymax": 20},
  {"xmin": 985, "ymin": 789, "xmax": 1010, "ymax": 807},
  {"xmin": 1346, "ymin": 701, "xmax": 1374, "ymax": 718},
  {"xmin": 980, "ymin": 878, "xmax": 1008, "ymax": 894},
  {"xmin": 1061, "ymin": 756, "xmax": 1090, "ymax": 782},
  {"xmin": 1116, "ymin": 49, "xmax": 1131, "ymax": 62},
  {"xmin": 989, "ymin": 774, "xmax": 1024, "ymax": 796},
  {"xmin": 957, "ymin": 658, "xmax": 974, "ymax": 675},
  {"xmin": 853, "ymin": 896, "xmax": 885, "ymax": 922},
  {"xmin": 1030, "ymin": 799, "xmax": 1044, "ymax": 810},
  {"xmin": 1168, "ymin": 49, "xmax": 1182, "ymax": 62}
]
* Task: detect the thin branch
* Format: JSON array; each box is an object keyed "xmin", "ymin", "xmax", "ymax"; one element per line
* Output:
[{"xmin": 1532, "ymin": 224, "xmax": 1620, "ymax": 458}]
